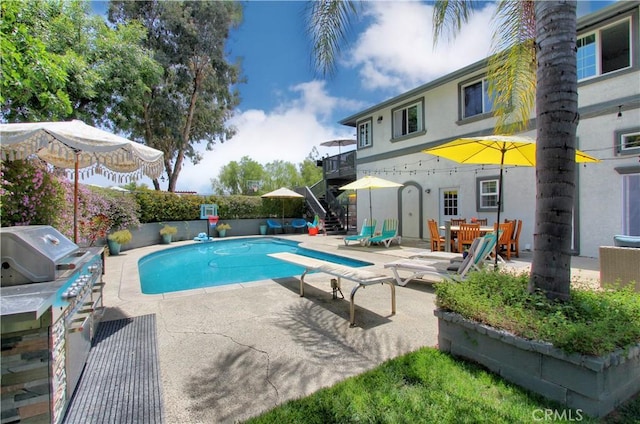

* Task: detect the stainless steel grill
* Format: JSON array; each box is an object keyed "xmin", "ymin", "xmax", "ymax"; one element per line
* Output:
[{"xmin": 0, "ymin": 225, "xmax": 105, "ymax": 424}]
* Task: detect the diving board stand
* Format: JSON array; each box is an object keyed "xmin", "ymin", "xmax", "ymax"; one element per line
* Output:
[{"xmin": 268, "ymin": 252, "xmax": 396, "ymax": 326}]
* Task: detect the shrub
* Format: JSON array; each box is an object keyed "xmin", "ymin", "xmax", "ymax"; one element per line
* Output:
[
  {"xmin": 435, "ymin": 269, "xmax": 640, "ymax": 356},
  {"xmin": 159, "ymin": 224, "xmax": 178, "ymax": 235},
  {"xmin": 107, "ymin": 229, "xmax": 133, "ymax": 245}
]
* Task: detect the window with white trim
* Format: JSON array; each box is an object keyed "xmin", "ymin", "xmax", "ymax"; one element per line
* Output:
[
  {"xmin": 462, "ymin": 78, "xmax": 495, "ymax": 118},
  {"xmin": 392, "ymin": 100, "xmax": 423, "ymax": 138},
  {"xmin": 577, "ymin": 19, "xmax": 630, "ymax": 81},
  {"xmin": 358, "ymin": 120, "xmax": 372, "ymax": 148},
  {"xmin": 442, "ymin": 189, "xmax": 459, "ymax": 217},
  {"xmin": 476, "ymin": 177, "xmax": 499, "ymax": 212},
  {"xmin": 616, "ymin": 128, "xmax": 640, "ymax": 156}
]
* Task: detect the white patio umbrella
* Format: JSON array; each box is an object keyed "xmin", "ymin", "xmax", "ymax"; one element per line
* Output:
[
  {"xmin": 0, "ymin": 120, "xmax": 164, "ymax": 242},
  {"xmin": 340, "ymin": 176, "xmax": 403, "ymax": 237},
  {"xmin": 320, "ymin": 138, "xmax": 356, "ymax": 154},
  {"xmin": 261, "ymin": 187, "xmax": 304, "ymax": 224}
]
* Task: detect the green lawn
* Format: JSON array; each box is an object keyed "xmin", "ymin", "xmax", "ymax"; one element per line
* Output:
[{"xmin": 244, "ymin": 347, "xmax": 639, "ymax": 424}]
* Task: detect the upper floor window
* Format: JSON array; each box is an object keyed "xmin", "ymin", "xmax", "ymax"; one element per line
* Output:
[
  {"xmin": 577, "ymin": 19, "xmax": 630, "ymax": 81},
  {"xmin": 617, "ymin": 128, "xmax": 640, "ymax": 155},
  {"xmin": 358, "ymin": 120, "xmax": 372, "ymax": 148},
  {"xmin": 392, "ymin": 100, "xmax": 423, "ymax": 138},
  {"xmin": 462, "ymin": 78, "xmax": 494, "ymax": 119}
]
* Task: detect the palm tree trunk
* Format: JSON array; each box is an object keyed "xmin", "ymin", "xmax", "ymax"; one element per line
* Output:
[{"xmin": 529, "ymin": 1, "xmax": 578, "ymax": 301}]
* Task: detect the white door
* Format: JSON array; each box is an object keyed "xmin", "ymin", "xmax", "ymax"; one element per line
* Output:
[{"xmin": 401, "ymin": 184, "xmax": 420, "ymax": 238}]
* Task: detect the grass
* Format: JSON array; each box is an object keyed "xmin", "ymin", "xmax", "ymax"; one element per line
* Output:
[{"xmin": 244, "ymin": 347, "xmax": 639, "ymax": 423}]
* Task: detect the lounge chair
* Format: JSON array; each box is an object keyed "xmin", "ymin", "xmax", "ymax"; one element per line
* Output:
[
  {"xmin": 344, "ymin": 218, "xmax": 377, "ymax": 245},
  {"xmin": 385, "ymin": 233, "xmax": 497, "ymax": 286},
  {"xmin": 291, "ymin": 218, "xmax": 308, "ymax": 233},
  {"xmin": 268, "ymin": 252, "xmax": 396, "ymax": 326},
  {"xmin": 266, "ymin": 219, "xmax": 283, "ymax": 234},
  {"xmin": 367, "ymin": 218, "xmax": 401, "ymax": 248}
]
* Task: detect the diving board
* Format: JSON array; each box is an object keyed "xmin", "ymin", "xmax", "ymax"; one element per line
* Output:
[{"xmin": 268, "ymin": 252, "xmax": 396, "ymax": 326}]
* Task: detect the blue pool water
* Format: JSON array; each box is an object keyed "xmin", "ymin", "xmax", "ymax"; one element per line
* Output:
[{"xmin": 138, "ymin": 237, "xmax": 372, "ymax": 294}]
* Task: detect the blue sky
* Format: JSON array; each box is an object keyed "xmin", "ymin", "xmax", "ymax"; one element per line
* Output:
[{"xmin": 89, "ymin": 1, "xmax": 617, "ymax": 193}]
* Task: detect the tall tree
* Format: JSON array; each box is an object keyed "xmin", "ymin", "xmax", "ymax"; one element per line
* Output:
[
  {"xmin": 308, "ymin": 0, "xmax": 579, "ymax": 300},
  {"xmin": 109, "ymin": 1, "xmax": 243, "ymax": 192},
  {"xmin": 1, "ymin": 0, "xmax": 160, "ymax": 125}
]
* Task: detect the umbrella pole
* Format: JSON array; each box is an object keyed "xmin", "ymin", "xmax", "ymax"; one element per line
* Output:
[
  {"xmin": 494, "ymin": 151, "xmax": 505, "ymax": 270},
  {"xmin": 369, "ymin": 188, "xmax": 373, "ymax": 237},
  {"xmin": 74, "ymin": 153, "xmax": 79, "ymax": 244}
]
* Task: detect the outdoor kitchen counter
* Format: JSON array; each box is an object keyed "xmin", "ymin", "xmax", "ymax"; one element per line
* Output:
[{"xmin": 0, "ymin": 279, "xmax": 64, "ymax": 319}]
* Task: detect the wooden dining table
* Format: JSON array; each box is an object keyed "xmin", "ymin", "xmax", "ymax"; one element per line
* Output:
[{"xmin": 439, "ymin": 224, "xmax": 494, "ymax": 252}]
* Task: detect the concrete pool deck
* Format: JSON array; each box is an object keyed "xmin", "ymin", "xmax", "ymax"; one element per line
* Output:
[{"xmin": 101, "ymin": 234, "xmax": 601, "ymax": 423}]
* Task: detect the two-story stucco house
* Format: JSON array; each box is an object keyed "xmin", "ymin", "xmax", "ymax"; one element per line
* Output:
[{"xmin": 338, "ymin": 1, "xmax": 639, "ymax": 258}]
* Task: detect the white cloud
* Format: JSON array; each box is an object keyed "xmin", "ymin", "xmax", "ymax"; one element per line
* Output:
[
  {"xmin": 348, "ymin": 2, "xmax": 496, "ymax": 93},
  {"xmin": 174, "ymin": 81, "xmax": 357, "ymax": 194}
]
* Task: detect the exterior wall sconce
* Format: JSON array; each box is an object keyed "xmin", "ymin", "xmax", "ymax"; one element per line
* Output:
[
  {"xmin": 425, "ymin": 188, "xmax": 431, "ymax": 194},
  {"xmin": 377, "ymin": 116, "xmax": 383, "ymax": 123},
  {"xmin": 617, "ymin": 105, "xmax": 623, "ymax": 118}
]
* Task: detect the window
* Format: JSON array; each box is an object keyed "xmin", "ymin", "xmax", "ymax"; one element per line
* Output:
[
  {"xmin": 616, "ymin": 128, "xmax": 640, "ymax": 155},
  {"xmin": 358, "ymin": 120, "xmax": 372, "ymax": 148},
  {"xmin": 476, "ymin": 177, "xmax": 500, "ymax": 212},
  {"xmin": 462, "ymin": 78, "xmax": 494, "ymax": 118},
  {"xmin": 577, "ymin": 19, "xmax": 630, "ymax": 81},
  {"xmin": 442, "ymin": 189, "xmax": 459, "ymax": 217},
  {"xmin": 392, "ymin": 100, "xmax": 423, "ymax": 138}
]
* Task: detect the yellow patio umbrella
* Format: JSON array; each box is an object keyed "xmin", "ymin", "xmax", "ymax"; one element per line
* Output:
[
  {"xmin": 340, "ymin": 176, "xmax": 403, "ymax": 237},
  {"xmin": 423, "ymin": 135, "xmax": 599, "ymax": 267}
]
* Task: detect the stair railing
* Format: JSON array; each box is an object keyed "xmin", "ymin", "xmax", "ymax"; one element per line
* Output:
[{"xmin": 302, "ymin": 184, "xmax": 326, "ymax": 219}]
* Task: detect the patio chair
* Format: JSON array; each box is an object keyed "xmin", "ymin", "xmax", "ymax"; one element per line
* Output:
[
  {"xmin": 507, "ymin": 219, "xmax": 522, "ymax": 258},
  {"xmin": 450, "ymin": 218, "xmax": 467, "ymax": 226},
  {"xmin": 344, "ymin": 218, "xmax": 376, "ymax": 245},
  {"xmin": 384, "ymin": 236, "xmax": 487, "ymax": 286},
  {"xmin": 291, "ymin": 218, "xmax": 308, "ymax": 233},
  {"xmin": 456, "ymin": 223, "xmax": 481, "ymax": 253},
  {"xmin": 427, "ymin": 219, "xmax": 447, "ymax": 252},
  {"xmin": 368, "ymin": 218, "xmax": 401, "ymax": 248},
  {"xmin": 494, "ymin": 221, "xmax": 515, "ymax": 261},
  {"xmin": 266, "ymin": 219, "xmax": 283, "ymax": 234}
]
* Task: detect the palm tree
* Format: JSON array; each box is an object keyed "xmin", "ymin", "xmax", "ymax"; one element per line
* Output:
[{"xmin": 307, "ymin": 0, "xmax": 579, "ymax": 300}]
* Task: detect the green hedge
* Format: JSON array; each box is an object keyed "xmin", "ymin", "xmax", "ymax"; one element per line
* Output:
[{"xmin": 132, "ymin": 189, "xmax": 305, "ymax": 223}]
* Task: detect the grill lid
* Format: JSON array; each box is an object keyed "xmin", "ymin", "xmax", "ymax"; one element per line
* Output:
[{"xmin": 1, "ymin": 225, "xmax": 79, "ymax": 284}]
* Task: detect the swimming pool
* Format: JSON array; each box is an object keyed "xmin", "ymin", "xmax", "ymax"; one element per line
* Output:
[{"xmin": 138, "ymin": 237, "xmax": 372, "ymax": 294}]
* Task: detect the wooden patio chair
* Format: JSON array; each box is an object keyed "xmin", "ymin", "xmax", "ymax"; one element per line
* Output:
[
  {"xmin": 427, "ymin": 219, "xmax": 446, "ymax": 252},
  {"xmin": 508, "ymin": 219, "xmax": 522, "ymax": 258},
  {"xmin": 494, "ymin": 221, "xmax": 515, "ymax": 261},
  {"xmin": 456, "ymin": 223, "xmax": 480, "ymax": 253},
  {"xmin": 450, "ymin": 218, "xmax": 467, "ymax": 226}
]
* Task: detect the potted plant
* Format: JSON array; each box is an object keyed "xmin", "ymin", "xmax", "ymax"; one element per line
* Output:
[
  {"xmin": 159, "ymin": 224, "xmax": 178, "ymax": 244},
  {"xmin": 216, "ymin": 223, "xmax": 231, "ymax": 238},
  {"xmin": 107, "ymin": 229, "xmax": 132, "ymax": 255}
]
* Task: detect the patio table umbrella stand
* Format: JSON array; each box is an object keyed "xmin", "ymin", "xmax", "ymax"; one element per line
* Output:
[
  {"xmin": 423, "ymin": 135, "xmax": 599, "ymax": 268},
  {"xmin": 0, "ymin": 120, "xmax": 164, "ymax": 243},
  {"xmin": 340, "ymin": 176, "xmax": 403, "ymax": 238}
]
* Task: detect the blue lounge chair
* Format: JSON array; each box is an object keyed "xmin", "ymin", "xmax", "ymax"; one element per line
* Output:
[
  {"xmin": 266, "ymin": 219, "xmax": 283, "ymax": 234},
  {"xmin": 291, "ymin": 218, "xmax": 308, "ymax": 233},
  {"xmin": 344, "ymin": 219, "xmax": 377, "ymax": 245},
  {"xmin": 367, "ymin": 219, "xmax": 401, "ymax": 248}
]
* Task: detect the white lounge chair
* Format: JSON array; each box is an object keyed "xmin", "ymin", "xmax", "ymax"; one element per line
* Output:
[
  {"xmin": 384, "ymin": 234, "xmax": 495, "ymax": 286},
  {"xmin": 268, "ymin": 252, "xmax": 395, "ymax": 326}
]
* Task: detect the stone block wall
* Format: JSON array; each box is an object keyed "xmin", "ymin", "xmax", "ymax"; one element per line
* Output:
[{"xmin": 435, "ymin": 309, "xmax": 640, "ymax": 418}]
